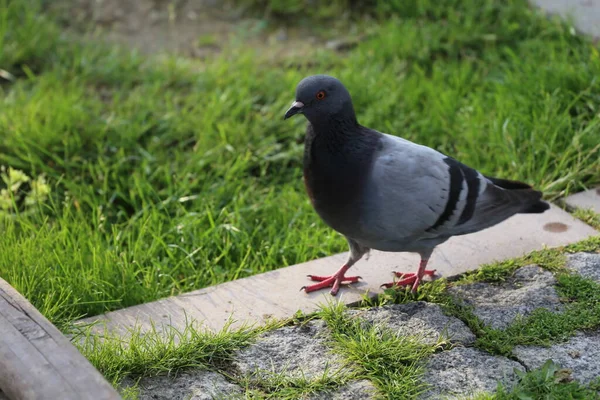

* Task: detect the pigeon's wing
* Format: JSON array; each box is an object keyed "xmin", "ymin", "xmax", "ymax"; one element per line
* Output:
[
  {"xmin": 358, "ymin": 133, "xmax": 474, "ymax": 242},
  {"xmin": 358, "ymin": 133, "xmax": 544, "ymax": 245}
]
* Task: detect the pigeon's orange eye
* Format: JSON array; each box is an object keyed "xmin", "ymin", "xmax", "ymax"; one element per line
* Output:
[{"xmin": 316, "ymin": 90, "xmax": 326, "ymax": 100}]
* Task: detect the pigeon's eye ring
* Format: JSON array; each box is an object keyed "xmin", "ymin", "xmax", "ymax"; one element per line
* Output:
[{"xmin": 316, "ymin": 90, "xmax": 326, "ymax": 100}]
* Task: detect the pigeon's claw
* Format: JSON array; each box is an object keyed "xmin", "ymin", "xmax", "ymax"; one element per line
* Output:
[
  {"xmin": 392, "ymin": 269, "xmax": 436, "ymax": 278},
  {"xmin": 380, "ymin": 274, "xmax": 419, "ymax": 290},
  {"xmin": 302, "ymin": 269, "xmax": 360, "ymax": 296},
  {"xmin": 381, "ymin": 269, "xmax": 437, "ymax": 292}
]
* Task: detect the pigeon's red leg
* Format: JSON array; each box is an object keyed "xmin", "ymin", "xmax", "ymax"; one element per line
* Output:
[
  {"xmin": 303, "ymin": 264, "xmax": 361, "ymax": 296},
  {"xmin": 410, "ymin": 258, "xmax": 430, "ymax": 292},
  {"xmin": 380, "ymin": 259, "xmax": 435, "ymax": 292},
  {"xmin": 307, "ymin": 274, "xmax": 360, "ymax": 283}
]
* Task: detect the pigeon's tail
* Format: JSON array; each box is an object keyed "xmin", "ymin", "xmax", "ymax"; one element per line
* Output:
[
  {"xmin": 521, "ymin": 199, "xmax": 550, "ymax": 214},
  {"xmin": 484, "ymin": 176, "xmax": 533, "ymax": 190},
  {"xmin": 485, "ymin": 175, "xmax": 550, "ymax": 214}
]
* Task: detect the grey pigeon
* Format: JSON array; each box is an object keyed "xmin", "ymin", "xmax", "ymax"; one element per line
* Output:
[{"xmin": 284, "ymin": 75, "xmax": 550, "ymax": 296}]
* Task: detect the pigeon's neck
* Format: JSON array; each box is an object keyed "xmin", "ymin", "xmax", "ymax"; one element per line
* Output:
[
  {"xmin": 305, "ymin": 102, "xmax": 358, "ymax": 132},
  {"xmin": 307, "ymin": 116, "xmax": 361, "ymax": 146}
]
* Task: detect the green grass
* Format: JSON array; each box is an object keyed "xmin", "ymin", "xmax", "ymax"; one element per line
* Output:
[
  {"xmin": 79, "ymin": 302, "xmax": 437, "ymax": 399},
  {"xmin": 477, "ymin": 360, "xmax": 600, "ymax": 399},
  {"xmin": 231, "ymin": 0, "xmax": 410, "ymax": 21},
  {"xmin": 236, "ymin": 365, "xmax": 353, "ymax": 399},
  {"xmin": 1, "ymin": 0, "xmax": 600, "ymax": 330},
  {"xmin": 572, "ymin": 208, "xmax": 600, "ymax": 230},
  {"xmin": 456, "ymin": 237, "xmax": 600, "ymax": 356},
  {"xmin": 319, "ymin": 301, "xmax": 443, "ymax": 398},
  {"xmin": 474, "ymin": 273, "xmax": 600, "ymax": 356},
  {"xmin": 75, "ymin": 318, "xmax": 278, "ymax": 386},
  {"xmin": 75, "ymin": 314, "xmax": 354, "ymax": 399}
]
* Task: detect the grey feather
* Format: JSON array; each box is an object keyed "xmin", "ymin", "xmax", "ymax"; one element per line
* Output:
[{"xmin": 354, "ymin": 132, "xmax": 548, "ymax": 254}]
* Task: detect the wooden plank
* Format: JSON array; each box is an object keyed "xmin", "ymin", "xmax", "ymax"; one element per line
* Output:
[
  {"xmin": 0, "ymin": 278, "xmax": 121, "ymax": 400},
  {"xmin": 79, "ymin": 204, "xmax": 598, "ymax": 337}
]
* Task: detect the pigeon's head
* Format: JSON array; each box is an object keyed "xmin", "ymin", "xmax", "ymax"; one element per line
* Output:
[{"xmin": 284, "ymin": 75, "xmax": 356, "ymax": 124}]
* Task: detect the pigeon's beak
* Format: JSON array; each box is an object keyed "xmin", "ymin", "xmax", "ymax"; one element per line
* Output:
[{"xmin": 284, "ymin": 101, "xmax": 304, "ymax": 120}]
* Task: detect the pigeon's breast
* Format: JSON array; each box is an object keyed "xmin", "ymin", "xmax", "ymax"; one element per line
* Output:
[
  {"xmin": 303, "ymin": 165, "xmax": 366, "ymax": 235},
  {"xmin": 302, "ymin": 125, "xmax": 380, "ymax": 237}
]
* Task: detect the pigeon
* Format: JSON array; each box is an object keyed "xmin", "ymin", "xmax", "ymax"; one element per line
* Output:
[{"xmin": 284, "ymin": 74, "xmax": 550, "ymax": 296}]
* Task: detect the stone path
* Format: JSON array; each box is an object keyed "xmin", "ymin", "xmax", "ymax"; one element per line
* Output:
[
  {"xmin": 232, "ymin": 320, "xmax": 347, "ymax": 380},
  {"xmin": 421, "ymin": 347, "xmax": 524, "ymax": 399},
  {"xmin": 514, "ymin": 330, "xmax": 600, "ymax": 387},
  {"xmin": 127, "ymin": 251, "xmax": 600, "ymax": 399},
  {"xmin": 347, "ymin": 302, "xmax": 476, "ymax": 346},
  {"xmin": 567, "ymin": 252, "xmax": 600, "ymax": 281},
  {"xmin": 128, "ymin": 371, "xmax": 243, "ymax": 400},
  {"xmin": 448, "ymin": 265, "xmax": 564, "ymax": 330}
]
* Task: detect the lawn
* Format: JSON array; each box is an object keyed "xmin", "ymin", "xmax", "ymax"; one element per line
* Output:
[{"xmin": 1, "ymin": 0, "xmax": 600, "ymax": 333}]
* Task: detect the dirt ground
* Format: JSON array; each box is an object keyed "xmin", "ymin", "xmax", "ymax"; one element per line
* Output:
[{"xmin": 46, "ymin": 0, "xmax": 361, "ymax": 60}]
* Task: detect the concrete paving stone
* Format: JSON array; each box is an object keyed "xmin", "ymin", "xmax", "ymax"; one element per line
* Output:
[
  {"xmin": 567, "ymin": 252, "xmax": 600, "ymax": 283},
  {"xmin": 309, "ymin": 379, "xmax": 379, "ymax": 400},
  {"xmin": 347, "ymin": 302, "xmax": 475, "ymax": 345},
  {"xmin": 532, "ymin": 0, "xmax": 600, "ymax": 39},
  {"xmin": 232, "ymin": 320, "xmax": 348, "ymax": 381},
  {"xmin": 513, "ymin": 329, "xmax": 600, "ymax": 386},
  {"xmin": 125, "ymin": 370, "xmax": 243, "ymax": 400},
  {"xmin": 78, "ymin": 205, "xmax": 597, "ymax": 337},
  {"xmin": 448, "ymin": 265, "xmax": 564, "ymax": 330},
  {"xmin": 420, "ymin": 347, "xmax": 524, "ymax": 399},
  {"xmin": 564, "ymin": 187, "xmax": 600, "ymax": 214}
]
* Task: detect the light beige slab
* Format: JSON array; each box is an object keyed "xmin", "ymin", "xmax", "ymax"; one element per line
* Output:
[
  {"xmin": 531, "ymin": 0, "xmax": 600, "ymax": 39},
  {"xmin": 564, "ymin": 187, "xmax": 600, "ymax": 214},
  {"xmin": 78, "ymin": 205, "xmax": 598, "ymax": 336}
]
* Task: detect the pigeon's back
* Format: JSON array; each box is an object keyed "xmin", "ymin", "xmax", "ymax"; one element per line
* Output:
[{"xmin": 354, "ymin": 132, "xmax": 548, "ymax": 253}]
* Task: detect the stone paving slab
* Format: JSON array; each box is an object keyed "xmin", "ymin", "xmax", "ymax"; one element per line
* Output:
[
  {"xmin": 347, "ymin": 302, "xmax": 475, "ymax": 345},
  {"xmin": 309, "ymin": 380, "xmax": 378, "ymax": 400},
  {"xmin": 532, "ymin": 0, "xmax": 600, "ymax": 39},
  {"xmin": 564, "ymin": 187, "xmax": 600, "ymax": 214},
  {"xmin": 78, "ymin": 205, "xmax": 597, "ymax": 336},
  {"xmin": 120, "ymin": 250, "xmax": 600, "ymax": 399},
  {"xmin": 448, "ymin": 265, "xmax": 564, "ymax": 330},
  {"xmin": 513, "ymin": 330, "xmax": 600, "ymax": 386},
  {"xmin": 232, "ymin": 320, "xmax": 348, "ymax": 380},
  {"xmin": 567, "ymin": 252, "xmax": 600, "ymax": 282},
  {"xmin": 126, "ymin": 370, "xmax": 243, "ymax": 400},
  {"xmin": 420, "ymin": 347, "xmax": 525, "ymax": 399},
  {"xmin": 129, "ymin": 372, "xmax": 378, "ymax": 400}
]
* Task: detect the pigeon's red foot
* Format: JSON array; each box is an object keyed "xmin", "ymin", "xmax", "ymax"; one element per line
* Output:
[
  {"xmin": 380, "ymin": 269, "xmax": 437, "ymax": 291},
  {"xmin": 302, "ymin": 265, "xmax": 361, "ymax": 296}
]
